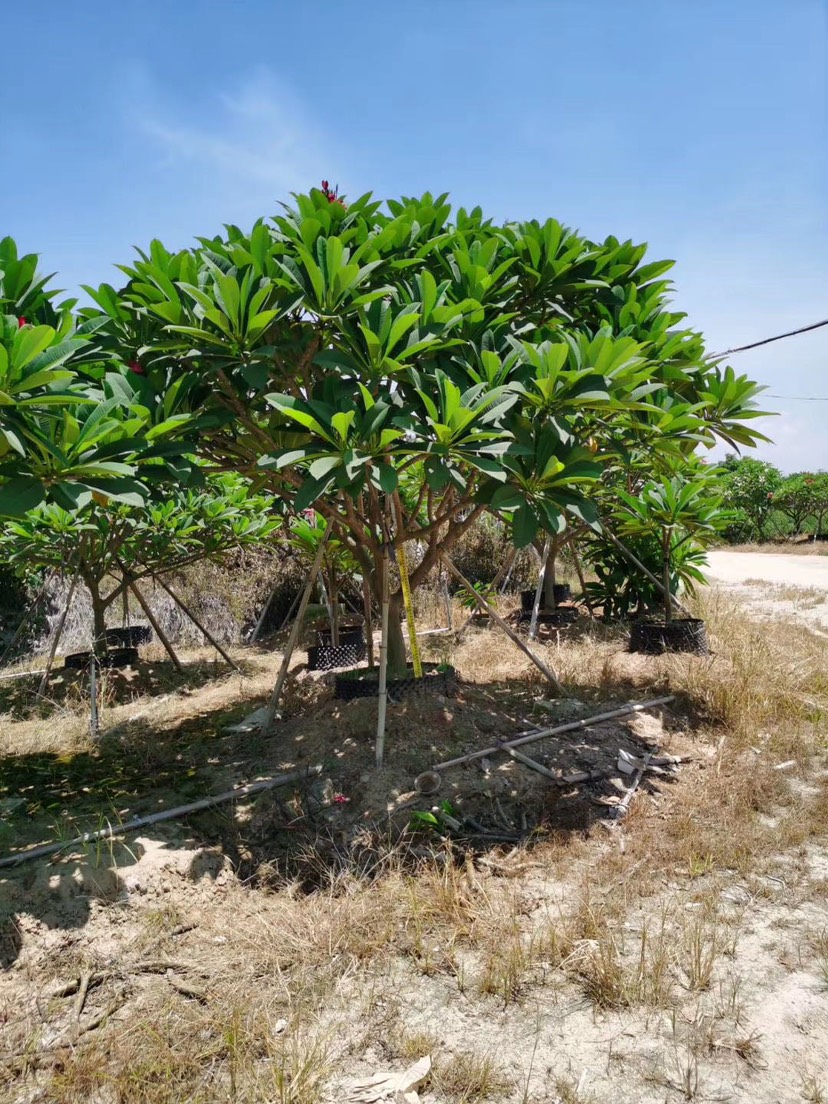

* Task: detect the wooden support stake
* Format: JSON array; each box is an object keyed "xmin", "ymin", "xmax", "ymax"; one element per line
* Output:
[
  {"xmin": 375, "ymin": 546, "xmax": 391, "ymax": 767},
  {"xmin": 250, "ymin": 584, "xmax": 278, "ymax": 642},
  {"xmin": 89, "ymin": 657, "xmax": 99, "ymax": 740},
  {"xmin": 0, "ymin": 765, "xmax": 323, "ymax": 870},
  {"xmin": 261, "ymin": 522, "xmax": 331, "ymax": 732},
  {"xmin": 37, "ymin": 572, "xmax": 79, "ymax": 696},
  {"xmin": 500, "ymin": 547, "xmax": 518, "ymax": 595},
  {"xmin": 441, "ymin": 554, "xmax": 566, "ymax": 695},
  {"xmin": 495, "ymin": 740, "xmax": 558, "ymax": 780},
  {"xmin": 153, "ymin": 575, "xmax": 240, "ymax": 672},
  {"xmin": 126, "ymin": 577, "xmax": 183, "ymax": 672},
  {"xmin": 528, "ymin": 538, "xmax": 550, "ymax": 641}
]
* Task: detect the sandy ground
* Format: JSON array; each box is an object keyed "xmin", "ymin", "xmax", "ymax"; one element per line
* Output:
[
  {"xmin": 706, "ymin": 551, "xmax": 828, "ymax": 589},
  {"xmin": 706, "ymin": 550, "xmax": 828, "ymax": 635}
]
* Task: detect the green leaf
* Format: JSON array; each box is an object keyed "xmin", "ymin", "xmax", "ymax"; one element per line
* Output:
[
  {"xmin": 512, "ymin": 504, "xmax": 538, "ymax": 548},
  {"xmin": 0, "ymin": 476, "xmax": 46, "ymax": 517}
]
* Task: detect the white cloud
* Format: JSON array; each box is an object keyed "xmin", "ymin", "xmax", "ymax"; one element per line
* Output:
[{"xmin": 129, "ymin": 67, "xmax": 344, "ymax": 222}]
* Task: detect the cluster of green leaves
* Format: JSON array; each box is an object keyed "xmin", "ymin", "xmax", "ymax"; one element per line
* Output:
[
  {"xmin": 0, "ymin": 472, "xmax": 278, "ymax": 586},
  {"xmin": 0, "ymin": 187, "xmax": 773, "ymax": 653},
  {"xmin": 78, "ymin": 187, "xmax": 769, "ymax": 590},
  {"xmin": 720, "ymin": 456, "xmax": 828, "ymax": 541}
]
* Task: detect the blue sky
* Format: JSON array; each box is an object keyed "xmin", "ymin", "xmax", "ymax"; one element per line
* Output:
[{"xmin": 3, "ymin": 0, "xmax": 826, "ymax": 471}]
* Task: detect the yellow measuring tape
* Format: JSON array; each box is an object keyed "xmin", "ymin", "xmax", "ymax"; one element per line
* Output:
[{"xmin": 396, "ymin": 542, "xmax": 423, "ymax": 677}]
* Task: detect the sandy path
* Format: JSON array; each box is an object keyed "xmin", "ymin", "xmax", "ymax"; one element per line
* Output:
[
  {"xmin": 705, "ymin": 550, "xmax": 828, "ymax": 633},
  {"xmin": 706, "ymin": 549, "xmax": 828, "ymax": 588}
]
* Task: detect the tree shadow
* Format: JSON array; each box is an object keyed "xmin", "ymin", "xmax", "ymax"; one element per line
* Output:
[
  {"xmin": 0, "ymin": 654, "xmax": 258, "ymax": 721},
  {"xmin": 0, "ymin": 668, "xmax": 685, "ymax": 963}
]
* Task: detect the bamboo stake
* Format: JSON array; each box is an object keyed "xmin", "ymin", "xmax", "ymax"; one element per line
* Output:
[
  {"xmin": 601, "ymin": 526, "xmax": 692, "ymax": 618},
  {"xmin": 250, "ymin": 584, "xmax": 278, "ymax": 642},
  {"xmin": 89, "ymin": 658, "xmax": 99, "ymax": 740},
  {"xmin": 528, "ymin": 538, "xmax": 551, "ymax": 640},
  {"xmin": 126, "ymin": 578, "xmax": 182, "ymax": 672},
  {"xmin": 37, "ymin": 572, "xmax": 80, "ymax": 696},
  {"xmin": 499, "ymin": 548, "xmax": 518, "ymax": 595},
  {"xmin": 0, "ymin": 765, "xmax": 323, "ymax": 870},
  {"xmin": 261, "ymin": 522, "xmax": 331, "ymax": 732},
  {"xmin": 0, "ymin": 569, "xmax": 55, "ymax": 669},
  {"xmin": 431, "ymin": 695, "xmax": 676, "ymax": 772},
  {"xmin": 375, "ymin": 545, "xmax": 391, "ymax": 767},
  {"xmin": 495, "ymin": 740, "xmax": 558, "ymax": 780},
  {"xmin": 276, "ymin": 586, "xmax": 302, "ymax": 633},
  {"xmin": 441, "ymin": 554, "xmax": 566, "ymax": 694},
  {"xmin": 153, "ymin": 575, "xmax": 240, "ymax": 672}
]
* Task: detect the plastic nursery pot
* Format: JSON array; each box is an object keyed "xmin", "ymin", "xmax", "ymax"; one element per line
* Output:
[
  {"xmin": 307, "ymin": 641, "xmax": 367, "ymax": 672},
  {"xmin": 104, "ymin": 625, "xmax": 153, "ymax": 648},
  {"xmin": 519, "ymin": 607, "xmax": 579, "ymax": 628},
  {"xmin": 628, "ymin": 618, "xmax": 709, "ymax": 656},
  {"xmin": 334, "ymin": 662, "xmax": 457, "ymax": 701},
  {"xmin": 315, "ymin": 627, "xmax": 365, "ymax": 647},
  {"xmin": 64, "ymin": 647, "xmax": 140, "ymax": 671}
]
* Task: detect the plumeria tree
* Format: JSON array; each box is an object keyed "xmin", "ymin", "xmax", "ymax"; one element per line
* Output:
[
  {"xmin": 613, "ymin": 471, "xmax": 730, "ymax": 622},
  {"xmin": 83, "ymin": 188, "xmax": 768, "ymax": 675},
  {"xmin": 0, "ymin": 472, "xmax": 279, "ymax": 653}
]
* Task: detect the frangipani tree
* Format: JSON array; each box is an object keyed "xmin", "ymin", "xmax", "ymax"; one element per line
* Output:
[
  {"xmin": 613, "ymin": 472, "xmax": 730, "ymax": 622},
  {"xmin": 0, "ymin": 472, "xmax": 279, "ymax": 654},
  {"xmin": 86, "ymin": 188, "xmax": 769, "ymax": 675}
]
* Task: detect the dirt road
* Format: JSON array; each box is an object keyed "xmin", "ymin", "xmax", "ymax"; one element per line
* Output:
[
  {"xmin": 705, "ymin": 549, "xmax": 828, "ymax": 633},
  {"xmin": 706, "ymin": 549, "xmax": 828, "ymax": 588}
]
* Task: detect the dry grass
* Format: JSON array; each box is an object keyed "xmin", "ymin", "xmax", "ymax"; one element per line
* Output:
[
  {"xmin": 3, "ymin": 586, "xmax": 828, "ymax": 1101},
  {"xmin": 726, "ymin": 541, "xmax": 828, "ymax": 556}
]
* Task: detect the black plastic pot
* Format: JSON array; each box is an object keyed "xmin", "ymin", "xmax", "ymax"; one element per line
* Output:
[
  {"xmin": 629, "ymin": 618, "xmax": 709, "ymax": 656},
  {"xmin": 105, "ymin": 625, "xmax": 153, "ymax": 648},
  {"xmin": 334, "ymin": 662, "xmax": 457, "ymax": 701},
  {"xmin": 520, "ymin": 584, "xmax": 572, "ymax": 612},
  {"xmin": 315, "ymin": 627, "xmax": 365, "ymax": 647},
  {"xmin": 64, "ymin": 647, "xmax": 140, "ymax": 671},
  {"xmin": 307, "ymin": 641, "xmax": 367, "ymax": 671}
]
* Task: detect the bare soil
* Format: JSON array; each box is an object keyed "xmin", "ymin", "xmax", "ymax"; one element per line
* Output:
[{"xmin": 1, "ymin": 595, "xmax": 827, "ymax": 1103}]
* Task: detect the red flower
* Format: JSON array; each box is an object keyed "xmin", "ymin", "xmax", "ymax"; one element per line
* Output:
[
  {"xmin": 333, "ymin": 793, "xmax": 349, "ymax": 805},
  {"xmin": 320, "ymin": 179, "xmax": 346, "ymax": 208},
  {"xmin": 128, "ymin": 360, "xmax": 146, "ymax": 376},
  {"xmin": 17, "ymin": 317, "xmax": 26, "ymax": 328}
]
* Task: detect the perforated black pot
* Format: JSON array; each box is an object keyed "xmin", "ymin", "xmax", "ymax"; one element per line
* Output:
[
  {"xmin": 334, "ymin": 662, "xmax": 457, "ymax": 701},
  {"xmin": 307, "ymin": 641, "xmax": 367, "ymax": 671},
  {"xmin": 64, "ymin": 647, "xmax": 140, "ymax": 671},
  {"xmin": 105, "ymin": 626, "xmax": 153, "ymax": 648},
  {"xmin": 629, "ymin": 618, "xmax": 709, "ymax": 656},
  {"xmin": 315, "ymin": 627, "xmax": 365, "ymax": 647}
]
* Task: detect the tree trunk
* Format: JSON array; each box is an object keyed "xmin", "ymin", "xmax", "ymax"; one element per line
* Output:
[
  {"xmin": 386, "ymin": 591, "xmax": 407, "ymax": 678},
  {"xmin": 542, "ymin": 537, "xmax": 559, "ymax": 609}
]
